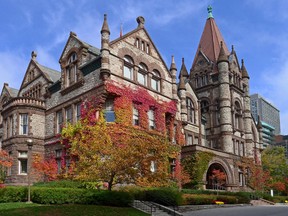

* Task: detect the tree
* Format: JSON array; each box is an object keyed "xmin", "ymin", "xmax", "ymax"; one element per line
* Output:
[
  {"xmin": 261, "ymin": 146, "xmax": 288, "ymax": 194},
  {"xmin": 237, "ymin": 157, "xmax": 271, "ymax": 192},
  {"xmin": 61, "ymin": 85, "xmax": 182, "ymax": 190},
  {"xmin": 0, "ymin": 150, "xmax": 13, "ymax": 184},
  {"xmin": 32, "ymin": 153, "xmax": 58, "ymax": 182}
]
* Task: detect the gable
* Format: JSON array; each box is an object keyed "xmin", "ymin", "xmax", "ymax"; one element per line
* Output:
[
  {"xmin": 59, "ymin": 35, "xmax": 83, "ymax": 62},
  {"xmin": 110, "ymin": 27, "xmax": 171, "ymax": 79}
]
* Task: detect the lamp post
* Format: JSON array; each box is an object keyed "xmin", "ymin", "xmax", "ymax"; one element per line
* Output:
[{"xmin": 26, "ymin": 139, "xmax": 33, "ymax": 204}]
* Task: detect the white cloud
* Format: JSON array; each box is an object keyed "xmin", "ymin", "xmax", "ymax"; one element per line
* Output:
[{"xmin": 0, "ymin": 51, "xmax": 28, "ymax": 90}]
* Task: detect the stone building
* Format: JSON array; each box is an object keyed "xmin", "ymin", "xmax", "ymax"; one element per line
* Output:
[{"xmin": 0, "ymin": 7, "xmax": 262, "ymax": 190}]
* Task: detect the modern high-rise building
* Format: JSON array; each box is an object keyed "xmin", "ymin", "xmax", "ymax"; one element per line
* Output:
[
  {"xmin": 0, "ymin": 7, "xmax": 262, "ymax": 191},
  {"xmin": 273, "ymin": 135, "xmax": 288, "ymax": 159},
  {"xmin": 250, "ymin": 93, "xmax": 280, "ymax": 147}
]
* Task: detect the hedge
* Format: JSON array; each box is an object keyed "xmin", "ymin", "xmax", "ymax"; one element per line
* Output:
[
  {"xmin": 0, "ymin": 186, "xmax": 27, "ymax": 203},
  {"xmin": 182, "ymin": 194, "xmax": 250, "ymax": 205},
  {"xmin": 0, "ymin": 187, "xmax": 132, "ymax": 207},
  {"xmin": 133, "ymin": 188, "xmax": 183, "ymax": 206}
]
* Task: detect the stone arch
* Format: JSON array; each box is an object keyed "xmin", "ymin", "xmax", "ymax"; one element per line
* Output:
[{"xmin": 204, "ymin": 157, "xmax": 234, "ymax": 190}]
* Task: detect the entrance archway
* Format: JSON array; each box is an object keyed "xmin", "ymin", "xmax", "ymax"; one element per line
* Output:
[{"xmin": 206, "ymin": 163, "xmax": 227, "ymax": 190}]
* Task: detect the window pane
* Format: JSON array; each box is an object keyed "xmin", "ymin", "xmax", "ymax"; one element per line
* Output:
[
  {"xmin": 20, "ymin": 114, "xmax": 28, "ymax": 135},
  {"xmin": 148, "ymin": 110, "xmax": 155, "ymax": 129},
  {"xmin": 19, "ymin": 159, "xmax": 28, "ymax": 174},
  {"xmin": 66, "ymin": 107, "xmax": 72, "ymax": 123},
  {"xmin": 124, "ymin": 66, "xmax": 132, "ymax": 79},
  {"xmin": 76, "ymin": 103, "xmax": 81, "ymax": 121},
  {"xmin": 138, "ymin": 72, "xmax": 146, "ymax": 85},
  {"xmin": 133, "ymin": 107, "xmax": 139, "ymax": 125},
  {"xmin": 57, "ymin": 111, "xmax": 63, "ymax": 133},
  {"xmin": 151, "ymin": 78, "xmax": 159, "ymax": 91}
]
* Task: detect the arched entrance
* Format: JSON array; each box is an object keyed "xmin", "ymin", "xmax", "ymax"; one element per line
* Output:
[{"xmin": 206, "ymin": 163, "xmax": 227, "ymax": 190}]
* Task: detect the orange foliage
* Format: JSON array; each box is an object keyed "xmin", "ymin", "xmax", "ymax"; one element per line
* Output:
[
  {"xmin": 0, "ymin": 149, "xmax": 13, "ymax": 184},
  {"xmin": 32, "ymin": 153, "xmax": 58, "ymax": 182}
]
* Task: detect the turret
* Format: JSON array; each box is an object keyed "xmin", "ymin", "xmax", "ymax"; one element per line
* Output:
[
  {"xmin": 178, "ymin": 58, "xmax": 188, "ymax": 122},
  {"xmin": 217, "ymin": 42, "xmax": 233, "ymax": 153},
  {"xmin": 170, "ymin": 56, "xmax": 178, "ymax": 100},
  {"xmin": 100, "ymin": 14, "xmax": 111, "ymax": 81},
  {"xmin": 241, "ymin": 59, "xmax": 253, "ymax": 157}
]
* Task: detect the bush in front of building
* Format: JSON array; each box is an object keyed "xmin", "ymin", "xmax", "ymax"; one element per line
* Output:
[
  {"xmin": 0, "ymin": 186, "xmax": 133, "ymax": 206},
  {"xmin": 31, "ymin": 187, "xmax": 133, "ymax": 206},
  {"xmin": 0, "ymin": 186, "xmax": 27, "ymax": 203},
  {"xmin": 33, "ymin": 180, "xmax": 82, "ymax": 188},
  {"xmin": 182, "ymin": 193, "xmax": 250, "ymax": 205}
]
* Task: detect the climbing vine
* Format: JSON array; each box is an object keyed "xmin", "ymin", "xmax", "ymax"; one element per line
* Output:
[
  {"xmin": 182, "ymin": 151, "xmax": 214, "ymax": 189},
  {"xmin": 59, "ymin": 82, "xmax": 187, "ymax": 190}
]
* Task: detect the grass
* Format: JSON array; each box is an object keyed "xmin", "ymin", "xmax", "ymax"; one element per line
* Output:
[{"xmin": 0, "ymin": 203, "xmax": 149, "ymax": 216}]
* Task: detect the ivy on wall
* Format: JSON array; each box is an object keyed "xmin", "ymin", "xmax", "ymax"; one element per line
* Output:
[{"xmin": 182, "ymin": 151, "xmax": 214, "ymax": 189}]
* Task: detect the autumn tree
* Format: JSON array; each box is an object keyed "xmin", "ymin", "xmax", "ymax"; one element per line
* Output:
[
  {"xmin": 262, "ymin": 146, "xmax": 288, "ymax": 194},
  {"xmin": 32, "ymin": 153, "xmax": 58, "ymax": 182},
  {"xmin": 238, "ymin": 157, "xmax": 271, "ymax": 192},
  {"xmin": 61, "ymin": 84, "xmax": 182, "ymax": 190},
  {"xmin": 0, "ymin": 150, "xmax": 13, "ymax": 184}
]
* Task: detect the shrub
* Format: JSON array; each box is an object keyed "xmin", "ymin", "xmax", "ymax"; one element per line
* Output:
[
  {"xmin": 33, "ymin": 180, "xmax": 82, "ymax": 188},
  {"xmin": 91, "ymin": 191, "xmax": 133, "ymax": 207},
  {"xmin": 143, "ymin": 188, "xmax": 183, "ymax": 206},
  {"xmin": 30, "ymin": 187, "xmax": 132, "ymax": 206},
  {"xmin": 0, "ymin": 186, "xmax": 27, "ymax": 203},
  {"xmin": 182, "ymin": 194, "xmax": 216, "ymax": 205}
]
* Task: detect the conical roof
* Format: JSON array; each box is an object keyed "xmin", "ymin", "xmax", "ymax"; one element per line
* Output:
[
  {"xmin": 178, "ymin": 58, "xmax": 189, "ymax": 79},
  {"xmin": 191, "ymin": 6, "xmax": 229, "ymax": 70}
]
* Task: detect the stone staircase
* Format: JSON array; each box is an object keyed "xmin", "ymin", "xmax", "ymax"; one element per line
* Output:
[
  {"xmin": 250, "ymin": 198, "xmax": 275, "ymax": 206},
  {"xmin": 132, "ymin": 200, "xmax": 182, "ymax": 216}
]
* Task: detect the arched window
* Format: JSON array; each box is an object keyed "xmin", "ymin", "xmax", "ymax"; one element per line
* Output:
[
  {"xmin": 186, "ymin": 98, "xmax": 195, "ymax": 123},
  {"xmin": 123, "ymin": 55, "xmax": 134, "ymax": 80},
  {"xmin": 138, "ymin": 63, "xmax": 148, "ymax": 86},
  {"xmin": 234, "ymin": 101, "xmax": 242, "ymax": 130},
  {"xmin": 151, "ymin": 70, "xmax": 161, "ymax": 92},
  {"xmin": 66, "ymin": 52, "xmax": 78, "ymax": 87}
]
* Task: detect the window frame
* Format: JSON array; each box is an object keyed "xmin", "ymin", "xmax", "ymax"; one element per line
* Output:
[
  {"xmin": 19, "ymin": 113, "xmax": 28, "ymax": 135},
  {"xmin": 18, "ymin": 151, "xmax": 28, "ymax": 175}
]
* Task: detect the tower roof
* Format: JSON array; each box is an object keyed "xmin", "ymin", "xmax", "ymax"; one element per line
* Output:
[
  {"xmin": 101, "ymin": 14, "xmax": 110, "ymax": 34},
  {"xmin": 178, "ymin": 58, "xmax": 189, "ymax": 79},
  {"xmin": 192, "ymin": 6, "xmax": 229, "ymax": 70},
  {"xmin": 241, "ymin": 59, "xmax": 249, "ymax": 79}
]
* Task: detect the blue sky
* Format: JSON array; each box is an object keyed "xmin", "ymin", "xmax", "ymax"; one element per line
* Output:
[{"xmin": 0, "ymin": 0, "xmax": 287, "ymax": 134}]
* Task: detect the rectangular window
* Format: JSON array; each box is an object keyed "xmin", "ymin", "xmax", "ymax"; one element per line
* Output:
[
  {"xmin": 124, "ymin": 66, "xmax": 133, "ymax": 79},
  {"xmin": 133, "ymin": 107, "xmax": 139, "ymax": 126},
  {"xmin": 76, "ymin": 103, "xmax": 81, "ymax": 121},
  {"xmin": 105, "ymin": 99, "xmax": 115, "ymax": 122},
  {"xmin": 148, "ymin": 109, "xmax": 155, "ymax": 129},
  {"xmin": 19, "ymin": 114, "xmax": 28, "ymax": 135},
  {"xmin": 56, "ymin": 111, "xmax": 63, "ymax": 133},
  {"xmin": 9, "ymin": 116, "xmax": 13, "ymax": 137},
  {"xmin": 137, "ymin": 72, "xmax": 146, "ymax": 85},
  {"xmin": 18, "ymin": 151, "xmax": 28, "ymax": 174},
  {"xmin": 66, "ymin": 107, "xmax": 73, "ymax": 123},
  {"xmin": 172, "ymin": 124, "xmax": 177, "ymax": 143},
  {"xmin": 186, "ymin": 134, "xmax": 193, "ymax": 145},
  {"xmin": 55, "ymin": 149, "xmax": 62, "ymax": 173}
]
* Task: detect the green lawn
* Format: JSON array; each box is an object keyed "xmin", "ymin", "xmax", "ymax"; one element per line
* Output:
[{"xmin": 0, "ymin": 203, "xmax": 148, "ymax": 216}]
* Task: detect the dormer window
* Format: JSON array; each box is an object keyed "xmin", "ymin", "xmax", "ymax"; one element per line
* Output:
[
  {"xmin": 66, "ymin": 52, "xmax": 78, "ymax": 87},
  {"xmin": 123, "ymin": 55, "xmax": 134, "ymax": 80}
]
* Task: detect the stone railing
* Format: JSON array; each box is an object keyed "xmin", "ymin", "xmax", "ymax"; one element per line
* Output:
[{"xmin": 2, "ymin": 97, "xmax": 46, "ymax": 111}]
